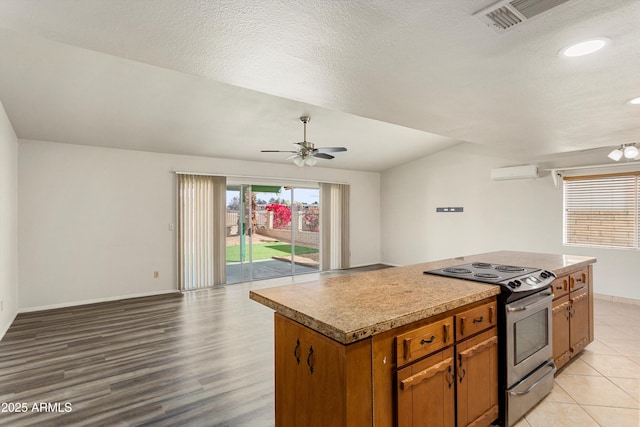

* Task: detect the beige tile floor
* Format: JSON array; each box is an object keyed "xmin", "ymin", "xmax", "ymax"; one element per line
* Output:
[{"xmin": 513, "ymin": 298, "xmax": 640, "ymax": 427}]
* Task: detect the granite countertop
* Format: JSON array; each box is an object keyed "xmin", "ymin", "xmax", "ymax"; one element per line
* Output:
[{"xmin": 249, "ymin": 251, "xmax": 596, "ymax": 345}]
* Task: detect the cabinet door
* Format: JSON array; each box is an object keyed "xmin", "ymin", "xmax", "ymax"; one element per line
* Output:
[
  {"xmin": 456, "ymin": 328, "xmax": 499, "ymax": 427},
  {"xmin": 275, "ymin": 313, "xmax": 305, "ymax": 426},
  {"xmin": 552, "ymin": 295, "xmax": 571, "ymax": 370},
  {"xmin": 570, "ymin": 288, "xmax": 590, "ymax": 356},
  {"xmin": 397, "ymin": 347, "xmax": 455, "ymax": 427},
  {"xmin": 275, "ymin": 314, "xmax": 344, "ymax": 427},
  {"xmin": 275, "ymin": 314, "xmax": 373, "ymax": 427}
]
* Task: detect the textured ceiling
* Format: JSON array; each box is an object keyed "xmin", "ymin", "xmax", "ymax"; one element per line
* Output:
[{"xmin": 0, "ymin": 0, "xmax": 638, "ymax": 171}]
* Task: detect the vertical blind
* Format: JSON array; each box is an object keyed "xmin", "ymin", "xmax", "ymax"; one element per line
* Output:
[
  {"xmin": 563, "ymin": 173, "xmax": 639, "ymax": 249},
  {"xmin": 177, "ymin": 174, "xmax": 227, "ymax": 290},
  {"xmin": 320, "ymin": 183, "xmax": 350, "ymax": 270}
]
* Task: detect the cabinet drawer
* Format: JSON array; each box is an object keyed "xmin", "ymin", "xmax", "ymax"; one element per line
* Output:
[
  {"xmin": 396, "ymin": 317, "xmax": 453, "ymax": 366},
  {"xmin": 456, "ymin": 301, "xmax": 497, "ymax": 341},
  {"xmin": 551, "ymin": 275, "xmax": 569, "ymax": 299},
  {"xmin": 570, "ymin": 269, "xmax": 587, "ymax": 292}
]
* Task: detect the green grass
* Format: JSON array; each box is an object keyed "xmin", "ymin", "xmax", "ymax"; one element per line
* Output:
[{"xmin": 226, "ymin": 242, "xmax": 319, "ymax": 263}]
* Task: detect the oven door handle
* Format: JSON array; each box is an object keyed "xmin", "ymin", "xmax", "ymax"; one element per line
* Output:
[
  {"xmin": 507, "ymin": 361, "xmax": 556, "ymax": 396},
  {"xmin": 506, "ymin": 292, "xmax": 553, "ymax": 312}
]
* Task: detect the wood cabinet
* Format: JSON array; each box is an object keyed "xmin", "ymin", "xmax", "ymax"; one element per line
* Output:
[
  {"xmin": 396, "ymin": 317, "xmax": 453, "ymax": 366},
  {"xmin": 273, "ymin": 298, "xmax": 498, "ymax": 427},
  {"xmin": 397, "ymin": 347, "xmax": 455, "ymax": 427},
  {"xmin": 551, "ymin": 266, "xmax": 593, "ymax": 370},
  {"xmin": 570, "ymin": 287, "xmax": 590, "ymax": 356},
  {"xmin": 455, "ymin": 328, "xmax": 499, "ymax": 427},
  {"xmin": 395, "ymin": 299, "xmax": 498, "ymax": 427},
  {"xmin": 274, "ymin": 314, "xmax": 372, "ymax": 427},
  {"xmin": 455, "ymin": 301, "xmax": 497, "ymax": 341},
  {"xmin": 552, "ymin": 294, "xmax": 571, "ymax": 368}
]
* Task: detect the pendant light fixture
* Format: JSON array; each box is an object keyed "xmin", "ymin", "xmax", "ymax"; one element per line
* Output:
[{"xmin": 608, "ymin": 143, "xmax": 640, "ymax": 161}]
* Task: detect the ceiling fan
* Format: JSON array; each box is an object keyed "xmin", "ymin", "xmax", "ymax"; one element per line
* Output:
[{"xmin": 261, "ymin": 116, "xmax": 347, "ymax": 166}]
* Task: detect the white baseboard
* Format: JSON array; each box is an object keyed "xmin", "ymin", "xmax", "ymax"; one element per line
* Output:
[
  {"xmin": 18, "ymin": 289, "xmax": 180, "ymax": 313},
  {"xmin": 594, "ymin": 293, "xmax": 640, "ymax": 306},
  {"xmin": 377, "ymin": 262, "xmax": 402, "ymax": 267},
  {"xmin": 345, "ymin": 262, "xmax": 396, "ymax": 269},
  {"xmin": 0, "ymin": 312, "xmax": 18, "ymax": 342}
]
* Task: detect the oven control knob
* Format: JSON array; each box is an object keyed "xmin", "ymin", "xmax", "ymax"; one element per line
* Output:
[
  {"xmin": 508, "ymin": 281, "xmax": 517, "ymax": 289},
  {"xmin": 540, "ymin": 271, "xmax": 549, "ymax": 279},
  {"xmin": 514, "ymin": 280, "xmax": 522, "ymax": 287}
]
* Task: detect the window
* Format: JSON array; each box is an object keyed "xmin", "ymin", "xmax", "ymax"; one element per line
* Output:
[{"xmin": 563, "ymin": 173, "xmax": 639, "ymax": 249}]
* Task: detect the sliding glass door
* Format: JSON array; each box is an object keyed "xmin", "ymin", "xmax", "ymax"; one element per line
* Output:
[{"xmin": 225, "ymin": 183, "xmax": 320, "ymax": 284}]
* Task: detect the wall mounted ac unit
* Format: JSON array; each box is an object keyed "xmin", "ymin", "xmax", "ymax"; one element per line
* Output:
[{"xmin": 490, "ymin": 164, "xmax": 539, "ymax": 180}]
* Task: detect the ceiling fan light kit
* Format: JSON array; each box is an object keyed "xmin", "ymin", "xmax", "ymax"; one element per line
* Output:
[{"xmin": 261, "ymin": 116, "xmax": 347, "ymax": 167}]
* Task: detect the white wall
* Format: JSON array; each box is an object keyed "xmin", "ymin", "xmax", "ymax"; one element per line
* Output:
[
  {"xmin": 381, "ymin": 143, "xmax": 640, "ymax": 301},
  {"xmin": 0, "ymin": 101, "xmax": 19, "ymax": 340},
  {"xmin": 18, "ymin": 140, "xmax": 380, "ymax": 310}
]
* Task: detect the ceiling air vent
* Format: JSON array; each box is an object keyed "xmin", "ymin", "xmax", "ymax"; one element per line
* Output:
[{"xmin": 474, "ymin": 0, "xmax": 572, "ymax": 33}]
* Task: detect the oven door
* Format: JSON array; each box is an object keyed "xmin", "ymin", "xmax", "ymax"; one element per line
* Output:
[{"xmin": 505, "ymin": 291, "xmax": 553, "ymax": 387}]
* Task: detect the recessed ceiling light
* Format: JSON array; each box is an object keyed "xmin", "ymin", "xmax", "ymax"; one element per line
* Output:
[
  {"xmin": 561, "ymin": 38, "xmax": 609, "ymax": 57},
  {"xmin": 627, "ymin": 97, "xmax": 640, "ymax": 105}
]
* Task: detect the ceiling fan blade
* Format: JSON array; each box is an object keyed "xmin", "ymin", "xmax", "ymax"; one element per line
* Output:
[
  {"xmin": 264, "ymin": 117, "xmax": 347, "ymax": 165},
  {"xmin": 316, "ymin": 147, "xmax": 347, "ymax": 153}
]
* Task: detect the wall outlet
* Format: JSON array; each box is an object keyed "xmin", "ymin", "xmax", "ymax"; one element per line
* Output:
[{"xmin": 153, "ymin": 271, "xmax": 159, "ymax": 279}]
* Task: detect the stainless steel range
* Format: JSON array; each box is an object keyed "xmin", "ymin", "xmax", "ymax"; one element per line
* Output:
[{"xmin": 425, "ymin": 262, "xmax": 557, "ymax": 427}]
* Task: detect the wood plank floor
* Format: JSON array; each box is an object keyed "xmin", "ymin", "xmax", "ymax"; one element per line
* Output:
[{"xmin": 0, "ymin": 265, "xmax": 390, "ymax": 426}]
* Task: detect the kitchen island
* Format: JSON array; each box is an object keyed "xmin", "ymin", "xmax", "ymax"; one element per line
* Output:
[{"xmin": 250, "ymin": 251, "xmax": 596, "ymax": 427}]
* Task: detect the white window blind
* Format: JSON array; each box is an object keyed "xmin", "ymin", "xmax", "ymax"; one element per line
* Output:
[
  {"xmin": 319, "ymin": 183, "xmax": 350, "ymax": 270},
  {"xmin": 177, "ymin": 174, "xmax": 227, "ymax": 290},
  {"xmin": 563, "ymin": 173, "xmax": 639, "ymax": 249}
]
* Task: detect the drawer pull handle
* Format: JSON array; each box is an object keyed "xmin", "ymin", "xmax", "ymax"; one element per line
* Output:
[
  {"xmin": 293, "ymin": 338, "xmax": 301, "ymax": 365},
  {"xmin": 307, "ymin": 346, "xmax": 315, "ymax": 374},
  {"xmin": 473, "ymin": 316, "xmax": 484, "ymax": 324},
  {"xmin": 420, "ymin": 336, "xmax": 435, "ymax": 345},
  {"xmin": 508, "ymin": 361, "xmax": 556, "ymax": 396},
  {"xmin": 458, "ymin": 356, "xmax": 466, "ymax": 383}
]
